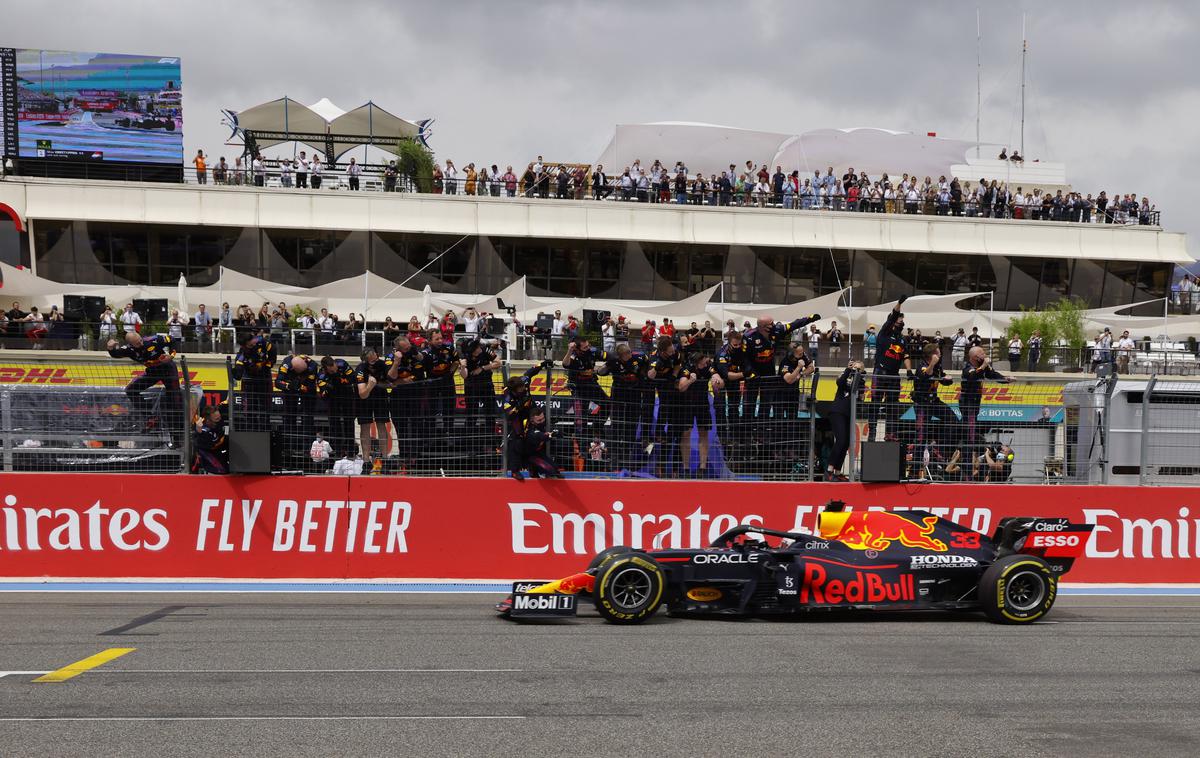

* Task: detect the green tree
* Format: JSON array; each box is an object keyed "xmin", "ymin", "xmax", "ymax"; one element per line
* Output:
[
  {"xmin": 1005, "ymin": 297, "xmax": 1088, "ymax": 370},
  {"xmin": 394, "ymin": 139, "xmax": 435, "ymax": 193}
]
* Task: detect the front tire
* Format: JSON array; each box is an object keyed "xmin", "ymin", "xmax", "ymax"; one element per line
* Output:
[
  {"xmin": 587, "ymin": 545, "xmax": 634, "ymax": 572},
  {"xmin": 979, "ymin": 555, "xmax": 1057, "ymax": 624},
  {"xmin": 593, "ymin": 552, "xmax": 665, "ymax": 624}
]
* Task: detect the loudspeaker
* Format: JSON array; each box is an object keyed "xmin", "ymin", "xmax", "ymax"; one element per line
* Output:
[
  {"xmin": 860, "ymin": 441, "xmax": 903, "ymax": 482},
  {"xmin": 229, "ymin": 430, "xmax": 272, "ymax": 474},
  {"xmin": 583, "ymin": 308, "xmax": 610, "ymax": 331},
  {"xmin": 64, "ymin": 295, "xmax": 107, "ymax": 323},
  {"xmin": 132, "ymin": 298, "xmax": 169, "ymax": 322}
]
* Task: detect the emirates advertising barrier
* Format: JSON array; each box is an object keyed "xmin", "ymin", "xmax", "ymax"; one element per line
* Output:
[{"xmin": 0, "ymin": 475, "xmax": 1197, "ymax": 584}]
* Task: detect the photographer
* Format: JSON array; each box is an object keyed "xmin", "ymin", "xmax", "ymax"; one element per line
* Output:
[
  {"xmin": 192, "ymin": 405, "xmax": 228, "ymax": 474},
  {"xmin": 973, "ymin": 443, "xmax": 1015, "ymax": 482},
  {"xmin": 825, "ymin": 360, "xmax": 865, "ymax": 482}
]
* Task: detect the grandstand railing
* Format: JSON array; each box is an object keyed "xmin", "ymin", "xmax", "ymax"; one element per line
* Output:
[{"xmin": 8, "ymin": 160, "xmax": 1164, "ymax": 227}]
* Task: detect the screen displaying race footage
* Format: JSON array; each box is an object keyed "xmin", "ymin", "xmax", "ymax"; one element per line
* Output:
[{"xmin": 0, "ymin": 47, "xmax": 183, "ymax": 164}]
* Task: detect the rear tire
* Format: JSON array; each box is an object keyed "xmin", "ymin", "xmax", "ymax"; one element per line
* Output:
[
  {"xmin": 979, "ymin": 555, "xmax": 1057, "ymax": 624},
  {"xmin": 593, "ymin": 552, "xmax": 665, "ymax": 624}
]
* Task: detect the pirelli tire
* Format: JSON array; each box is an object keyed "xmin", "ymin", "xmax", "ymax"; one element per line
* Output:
[
  {"xmin": 593, "ymin": 552, "xmax": 666, "ymax": 625},
  {"xmin": 587, "ymin": 545, "xmax": 635, "ymax": 573},
  {"xmin": 979, "ymin": 554, "xmax": 1057, "ymax": 624}
]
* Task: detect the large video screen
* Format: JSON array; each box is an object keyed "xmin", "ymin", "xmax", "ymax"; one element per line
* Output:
[{"xmin": 0, "ymin": 48, "xmax": 183, "ymax": 165}]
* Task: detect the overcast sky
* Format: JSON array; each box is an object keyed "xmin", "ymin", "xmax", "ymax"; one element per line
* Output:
[{"xmin": 8, "ymin": 0, "xmax": 1197, "ymax": 266}]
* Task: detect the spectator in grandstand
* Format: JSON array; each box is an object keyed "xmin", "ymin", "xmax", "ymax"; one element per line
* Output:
[
  {"xmin": 347, "ymin": 158, "xmax": 362, "ymax": 191},
  {"xmin": 310, "ymin": 432, "xmax": 333, "ymax": 465},
  {"xmin": 601, "ymin": 316, "xmax": 616, "ymax": 351},
  {"xmin": 252, "ymin": 153, "xmax": 266, "ymax": 187},
  {"xmin": 193, "ymin": 304, "xmax": 212, "ymax": 349},
  {"xmin": 1006, "ymin": 333, "xmax": 1023, "ymax": 371},
  {"xmin": 317, "ymin": 355, "xmax": 357, "ymax": 459},
  {"xmin": 863, "ymin": 323, "xmax": 877, "ymax": 362},
  {"xmin": 193, "ymin": 150, "xmax": 207, "ymax": 184},
  {"xmin": 213, "ymin": 157, "xmax": 228, "ymax": 184},
  {"xmin": 275, "ymin": 354, "xmax": 319, "ymax": 461},
  {"xmin": 461, "ymin": 307, "xmax": 481, "ymax": 335},
  {"xmin": 23, "ymin": 307, "xmax": 47, "ymax": 349},
  {"xmin": 967, "ymin": 326, "xmax": 983, "ymax": 350},
  {"xmin": 280, "ymin": 158, "xmax": 293, "ymax": 188},
  {"xmin": 120, "ymin": 303, "xmax": 143, "ymax": 334},
  {"xmin": 193, "ymin": 405, "xmax": 228, "ymax": 474},
  {"xmin": 827, "ymin": 321, "xmax": 844, "ymax": 364},
  {"xmin": 97, "ymin": 305, "xmax": 118, "ymax": 343},
  {"xmin": 107, "ymin": 330, "xmax": 182, "ymax": 441},
  {"xmin": 232, "ymin": 330, "xmax": 277, "ymax": 432},
  {"xmin": 355, "ymin": 347, "xmax": 394, "ymax": 475},
  {"xmin": 311, "ymin": 155, "xmax": 324, "ymax": 190},
  {"xmin": 806, "ymin": 323, "xmax": 821, "ymax": 362},
  {"xmin": 502, "ymin": 165, "xmax": 517, "ymax": 197},
  {"xmin": 167, "ymin": 309, "xmax": 186, "ymax": 341},
  {"xmin": 1027, "ymin": 330, "xmax": 1043, "ymax": 371},
  {"xmin": 1116, "ymin": 329, "xmax": 1136, "ymax": 374},
  {"xmin": 295, "ymin": 151, "xmax": 309, "ymax": 189},
  {"xmin": 444, "ymin": 159, "xmax": 458, "ymax": 195}
]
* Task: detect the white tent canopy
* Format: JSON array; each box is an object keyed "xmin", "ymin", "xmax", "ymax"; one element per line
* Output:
[{"xmin": 231, "ymin": 97, "xmax": 422, "ymax": 161}]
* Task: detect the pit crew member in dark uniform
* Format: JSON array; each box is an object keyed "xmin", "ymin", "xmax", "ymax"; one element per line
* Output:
[
  {"xmin": 771, "ymin": 341, "xmax": 816, "ymax": 461},
  {"xmin": 713, "ymin": 330, "xmax": 751, "ymax": 459},
  {"xmin": 421, "ymin": 329, "xmax": 464, "ymax": 440},
  {"xmin": 825, "ymin": 360, "xmax": 865, "ymax": 481},
  {"xmin": 596, "ymin": 343, "xmax": 649, "ymax": 472},
  {"xmin": 960, "ymin": 345, "xmax": 1009, "ymax": 451},
  {"xmin": 387, "ymin": 335, "xmax": 426, "ymax": 469},
  {"xmin": 501, "ymin": 360, "xmax": 552, "ymax": 480},
  {"xmin": 193, "ymin": 405, "xmax": 228, "ymax": 474},
  {"xmin": 675, "ymin": 351, "xmax": 721, "ymax": 478},
  {"xmin": 521, "ymin": 407, "xmax": 563, "ymax": 479},
  {"xmin": 275, "ymin": 354, "xmax": 319, "ymax": 460},
  {"xmin": 231, "ymin": 330, "xmax": 277, "ymax": 431},
  {"xmin": 317, "ymin": 355, "xmax": 357, "ymax": 458},
  {"xmin": 743, "ymin": 313, "xmax": 819, "ymax": 427},
  {"xmin": 107, "ymin": 330, "xmax": 182, "ymax": 441},
  {"xmin": 562, "ymin": 336, "xmax": 607, "ymax": 439},
  {"xmin": 355, "ymin": 347, "xmax": 394, "ymax": 475},
  {"xmin": 646, "ymin": 335, "xmax": 682, "ymax": 475},
  {"xmin": 870, "ymin": 297, "xmax": 910, "ymax": 440},
  {"xmin": 463, "ymin": 338, "xmax": 502, "ymax": 451},
  {"xmin": 911, "ymin": 341, "xmax": 957, "ymax": 452}
]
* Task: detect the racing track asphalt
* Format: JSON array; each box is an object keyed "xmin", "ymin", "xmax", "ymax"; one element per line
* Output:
[{"xmin": 0, "ymin": 593, "xmax": 1198, "ymax": 757}]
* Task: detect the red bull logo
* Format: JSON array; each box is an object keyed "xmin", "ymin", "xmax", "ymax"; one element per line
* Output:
[
  {"xmin": 526, "ymin": 572, "xmax": 594, "ymax": 595},
  {"xmin": 821, "ymin": 511, "xmax": 947, "ymax": 552},
  {"xmin": 799, "ymin": 562, "xmax": 915, "ymax": 604}
]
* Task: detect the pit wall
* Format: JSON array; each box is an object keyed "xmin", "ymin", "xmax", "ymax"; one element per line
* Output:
[{"xmin": 0, "ymin": 475, "xmax": 1196, "ymax": 584}]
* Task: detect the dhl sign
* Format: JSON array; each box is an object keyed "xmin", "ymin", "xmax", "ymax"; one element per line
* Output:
[
  {"xmin": 846, "ymin": 380, "xmax": 1064, "ymax": 407},
  {"xmin": 0, "ymin": 363, "xmax": 230, "ymax": 391}
]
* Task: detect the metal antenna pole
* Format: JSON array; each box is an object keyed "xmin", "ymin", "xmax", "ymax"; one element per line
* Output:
[
  {"xmin": 976, "ymin": 8, "xmax": 982, "ymax": 158},
  {"xmin": 1020, "ymin": 14, "xmax": 1027, "ymax": 157}
]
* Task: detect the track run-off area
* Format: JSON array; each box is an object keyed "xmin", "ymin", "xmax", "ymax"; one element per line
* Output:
[{"xmin": 1, "ymin": 592, "xmax": 1199, "ymax": 757}]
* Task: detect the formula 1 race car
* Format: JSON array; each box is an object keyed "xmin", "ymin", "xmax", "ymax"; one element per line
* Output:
[{"xmin": 496, "ymin": 501, "xmax": 1093, "ymax": 625}]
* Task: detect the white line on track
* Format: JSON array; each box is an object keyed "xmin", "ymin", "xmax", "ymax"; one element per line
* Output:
[
  {"xmin": 0, "ymin": 716, "xmax": 526, "ymax": 722},
  {"xmin": 91, "ymin": 669, "xmax": 524, "ymax": 674}
]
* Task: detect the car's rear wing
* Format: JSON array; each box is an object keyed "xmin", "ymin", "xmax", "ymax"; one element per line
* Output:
[{"xmin": 993, "ymin": 517, "xmax": 1094, "ymax": 575}]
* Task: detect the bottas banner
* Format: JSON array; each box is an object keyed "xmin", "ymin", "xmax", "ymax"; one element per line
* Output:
[{"xmin": 0, "ymin": 475, "xmax": 1196, "ymax": 584}]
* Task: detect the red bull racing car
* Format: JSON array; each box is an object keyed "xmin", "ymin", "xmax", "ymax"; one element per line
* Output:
[{"xmin": 497, "ymin": 501, "xmax": 1093, "ymax": 625}]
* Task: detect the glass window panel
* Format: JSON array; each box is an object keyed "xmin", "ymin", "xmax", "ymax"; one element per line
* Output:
[
  {"xmin": 1039, "ymin": 259, "xmax": 1071, "ymax": 305},
  {"xmin": 1135, "ymin": 263, "xmax": 1169, "ymax": 300},
  {"xmin": 944, "ymin": 255, "xmax": 979, "ymax": 293},
  {"xmin": 1006, "ymin": 258, "xmax": 1043, "ymax": 310},
  {"xmin": 1100, "ymin": 261, "xmax": 1138, "ymax": 308},
  {"xmin": 850, "ymin": 249, "xmax": 884, "ymax": 304},
  {"xmin": 1069, "ymin": 259, "xmax": 1105, "ymax": 307},
  {"xmin": 880, "ymin": 251, "xmax": 917, "ymax": 302},
  {"xmin": 819, "ymin": 250, "xmax": 850, "ymax": 295},
  {"xmin": 915, "ymin": 260, "xmax": 947, "ymax": 294},
  {"xmin": 548, "ymin": 241, "xmax": 586, "ymax": 279}
]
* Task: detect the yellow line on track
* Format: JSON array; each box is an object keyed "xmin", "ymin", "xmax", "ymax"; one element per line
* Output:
[{"xmin": 33, "ymin": 648, "xmax": 135, "ymax": 683}]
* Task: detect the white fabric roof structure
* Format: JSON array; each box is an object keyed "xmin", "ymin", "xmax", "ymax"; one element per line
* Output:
[
  {"xmin": 594, "ymin": 123, "xmax": 980, "ymax": 181},
  {"xmin": 230, "ymin": 97, "xmax": 423, "ymax": 161}
]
